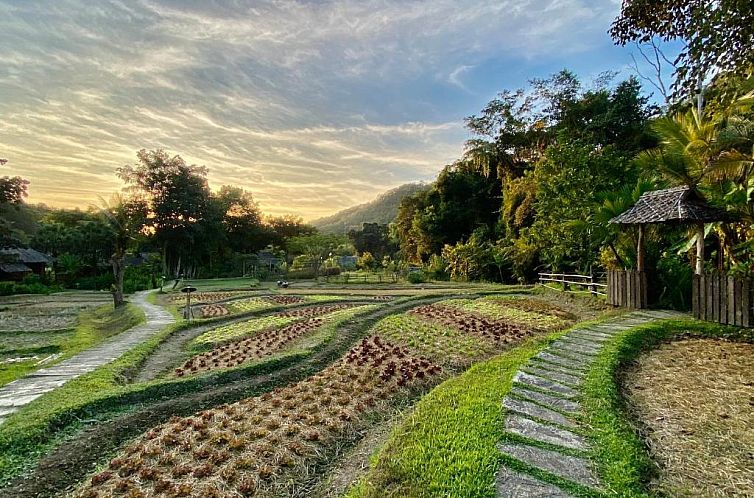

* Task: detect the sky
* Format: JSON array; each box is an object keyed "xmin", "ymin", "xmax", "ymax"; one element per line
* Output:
[{"xmin": 0, "ymin": 0, "xmax": 669, "ymax": 220}]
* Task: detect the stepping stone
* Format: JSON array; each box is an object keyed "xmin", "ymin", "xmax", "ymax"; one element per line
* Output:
[
  {"xmin": 524, "ymin": 360, "xmax": 585, "ymax": 380},
  {"xmin": 503, "ymin": 396, "xmax": 576, "ymax": 428},
  {"xmin": 549, "ymin": 342, "xmax": 600, "ymax": 358},
  {"xmin": 505, "ymin": 414, "xmax": 588, "ymax": 450},
  {"xmin": 568, "ymin": 331, "xmax": 611, "ymax": 342},
  {"xmin": 553, "ymin": 336, "xmax": 604, "ymax": 353},
  {"xmin": 533, "ymin": 352, "xmax": 589, "ymax": 372},
  {"xmin": 497, "ymin": 467, "xmax": 574, "ymax": 497},
  {"xmin": 546, "ymin": 348, "xmax": 596, "ymax": 364},
  {"xmin": 513, "ymin": 372, "xmax": 578, "ymax": 398},
  {"xmin": 510, "ymin": 386, "xmax": 580, "ymax": 414},
  {"xmin": 499, "ymin": 443, "xmax": 601, "ymax": 489},
  {"xmin": 523, "ymin": 366, "xmax": 583, "ymax": 387}
]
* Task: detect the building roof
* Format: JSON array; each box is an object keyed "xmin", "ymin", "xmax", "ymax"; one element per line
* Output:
[
  {"xmin": 610, "ymin": 186, "xmax": 731, "ymax": 225},
  {"xmin": 0, "ymin": 262, "xmax": 32, "ymax": 274},
  {"xmin": 0, "ymin": 247, "xmax": 54, "ymax": 265}
]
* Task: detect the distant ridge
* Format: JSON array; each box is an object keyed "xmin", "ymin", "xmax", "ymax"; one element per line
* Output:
[{"xmin": 311, "ymin": 183, "xmax": 429, "ymax": 234}]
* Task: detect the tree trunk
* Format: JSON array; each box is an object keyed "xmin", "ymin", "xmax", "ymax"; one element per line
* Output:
[
  {"xmin": 111, "ymin": 253, "xmax": 126, "ymax": 308},
  {"xmin": 636, "ymin": 224, "xmax": 645, "ymax": 272}
]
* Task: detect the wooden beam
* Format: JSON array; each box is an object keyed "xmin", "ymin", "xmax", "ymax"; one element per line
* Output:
[
  {"xmin": 637, "ymin": 224, "xmax": 646, "ymax": 273},
  {"xmin": 696, "ymin": 223, "xmax": 705, "ymax": 275}
]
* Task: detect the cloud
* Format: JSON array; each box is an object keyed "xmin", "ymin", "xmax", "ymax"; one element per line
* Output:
[{"xmin": 0, "ymin": 0, "xmax": 626, "ymax": 219}]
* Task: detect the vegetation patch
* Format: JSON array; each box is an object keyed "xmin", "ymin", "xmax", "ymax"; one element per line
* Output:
[
  {"xmin": 370, "ymin": 313, "xmax": 496, "ymax": 369},
  {"xmin": 0, "ymin": 302, "xmax": 144, "ymax": 387},
  {"xmin": 348, "ymin": 332, "xmax": 562, "ymax": 498},
  {"xmin": 74, "ymin": 336, "xmax": 443, "ymax": 497},
  {"xmin": 442, "ymin": 297, "xmax": 573, "ymax": 329},
  {"xmin": 623, "ymin": 339, "xmax": 754, "ymax": 498},
  {"xmin": 581, "ymin": 319, "xmax": 754, "ymax": 498},
  {"xmin": 176, "ymin": 305, "xmax": 377, "ymax": 377}
]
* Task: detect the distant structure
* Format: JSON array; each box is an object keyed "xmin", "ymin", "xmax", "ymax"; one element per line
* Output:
[{"xmin": 0, "ymin": 247, "xmax": 54, "ymax": 281}]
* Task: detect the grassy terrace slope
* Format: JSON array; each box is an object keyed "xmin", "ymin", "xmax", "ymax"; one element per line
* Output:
[
  {"xmin": 1, "ymin": 291, "xmax": 496, "ymax": 497},
  {"xmin": 70, "ymin": 295, "xmax": 574, "ymax": 497}
]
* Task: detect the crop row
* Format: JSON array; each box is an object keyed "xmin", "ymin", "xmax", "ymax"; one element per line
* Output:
[
  {"xmin": 177, "ymin": 305, "xmax": 374, "ymax": 377},
  {"xmin": 75, "ymin": 335, "xmax": 442, "ymax": 498},
  {"xmin": 410, "ymin": 304, "xmax": 533, "ymax": 344},
  {"xmin": 441, "ymin": 298, "xmax": 573, "ymax": 329},
  {"xmin": 169, "ymin": 291, "xmax": 254, "ymax": 304}
]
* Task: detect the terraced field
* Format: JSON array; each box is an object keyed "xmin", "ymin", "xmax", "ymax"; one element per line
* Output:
[{"xmin": 70, "ymin": 294, "xmax": 577, "ymax": 497}]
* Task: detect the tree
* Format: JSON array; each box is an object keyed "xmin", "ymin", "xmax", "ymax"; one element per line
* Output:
[
  {"xmin": 287, "ymin": 234, "xmax": 347, "ymax": 278},
  {"xmin": 265, "ymin": 215, "xmax": 316, "ymax": 250},
  {"xmin": 215, "ymin": 186, "xmax": 267, "ymax": 254},
  {"xmin": 98, "ymin": 195, "xmax": 148, "ymax": 308},
  {"xmin": 610, "ymin": 0, "xmax": 754, "ymax": 102},
  {"xmin": 0, "ymin": 159, "xmax": 29, "ymax": 205},
  {"xmin": 117, "ymin": 149, "xmax": 212, "ymax": 276}
]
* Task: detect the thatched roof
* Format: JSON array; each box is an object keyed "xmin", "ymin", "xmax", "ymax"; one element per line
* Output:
[
  {"xmin": 0, "ymin": 247, "xmax": 54, "ymax": 265},
  {"xmin": 0, "ymin": 262, "xmax": 32, "ymax": 274},
  {"xmin": 610, "ymin": 186, "xmax": 731, "ymax": 225}
]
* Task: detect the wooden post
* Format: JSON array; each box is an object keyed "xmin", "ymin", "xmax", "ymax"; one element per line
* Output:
[
  {"xmin": 637, "ymin": 224, "xmax": 646, "ymax": 272},
  {"xmin": 696, "ymin": 223, "xmax": 705, "ymax": 275}
]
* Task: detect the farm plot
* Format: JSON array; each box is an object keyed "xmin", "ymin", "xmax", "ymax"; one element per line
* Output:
[
  {"xmin": 176, "ymin": 306, "xmax": 377, "ymax": 377},
  {"xmin": 168, "ymin": 291, "xmax": 256, "ymax": 305},
  {"xmin": 75, "ymin": 336, "xmax": 442, "ymax": 498},
  {"xmin": 73, "ymin": 296, "xmax": 571, "ymax": 498},
  {"xmin": 441, "ymin": 296, "xmax": 575, "ymax": 329},
  {"xmin": 410, "ymin": 304, "xmax": 534, "ymax": 345},
  {"xmin": 0, "ymin": 292, "xmax": 111, "ymax": 333},
  {"xmin": 192, "ymin": 304, "xmax": 365, "ymax": 346},
  {"xmin": 195, "ymin": 295, "xmax": 376, "ymax": 319}
]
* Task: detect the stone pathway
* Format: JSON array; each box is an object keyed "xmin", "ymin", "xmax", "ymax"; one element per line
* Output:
[
  {"xmin": 496, "ymin": 310, "xmax": 684, "ymax": 497},
  {"xmin": 0, "ymin": 291, "xmax": 174, "ymax": 425}
]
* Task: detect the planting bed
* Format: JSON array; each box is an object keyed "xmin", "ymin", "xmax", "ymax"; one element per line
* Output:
[
  {"xmin": 177, "ymin": 306, "xmax": 375, "ymax": 378},
  {"xmin": 442, "ymin": 297, "xmax": 574, "ymax": 329},
  {"xmin": 168, "ymin": 292, "xmax": 255, "ymax": 305},
  {"xmin": 75, "ymin": 336, "xmax": 442, "ymax": 498},
  {"xmin": 192, "ymin": 304, "xmax": 363, "ymax": 346},
  {"xmin": 410, "ymin": 304, "xmax": 536, "ymax": 345}
]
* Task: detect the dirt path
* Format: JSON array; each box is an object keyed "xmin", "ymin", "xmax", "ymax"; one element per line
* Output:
[
  {"xmin": 0, "ymin": 291, "xmax": 173, "ymax": 425},
  {"xmin": 2, "ymin": 294, "xmax": 468, "ymax": 498}
]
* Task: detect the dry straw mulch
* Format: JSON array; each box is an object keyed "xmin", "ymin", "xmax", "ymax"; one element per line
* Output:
[{"xmin": 623, "ymin": 339, "xmax": 754, "ymax": 498}]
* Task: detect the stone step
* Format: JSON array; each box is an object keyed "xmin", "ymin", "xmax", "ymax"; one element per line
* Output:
[
  {"xmin": 497, "ymin": 467, "xmax": 574, "ymax": 498},
  {"xmin": 503, "ymin": 396, "xmax": 576, "ymax": 428},
  {"xmin": 509, "ymin": 386, "xmax": 580, "ymax": 414},
  {"xmin": 499, "ymin": 443, "xmax": 601, "ymax": 489},
  {"xmin": 513, "ymin": 372, "xmax": 579, "ymax": 398},
  {"xmin": 505, "ymin": 414, "xmax": 588, "ymax": 450}
]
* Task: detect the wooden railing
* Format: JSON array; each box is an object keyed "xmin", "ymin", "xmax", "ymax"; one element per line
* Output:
[
  {"xmin": 538, "ymin": 272, "xmax": 606, "ymax": 296},
  {"xmin": 607, "ymin": 270, "xmax": 648, "ymax": 309},
  {"xmin": 693, "ymin": 273, "xmax": 752, "ymax": 327}
]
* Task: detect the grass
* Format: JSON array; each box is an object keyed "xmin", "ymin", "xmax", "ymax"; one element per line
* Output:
[
  {"xmin": 0, "ymin": 296, "xmax": 389, "ymax": 486},
  {"xmin": 443, "ymin": 298, "xmax": 571, "ymax": 329},
  {"xmin": 0, "ymin": 303, "xmax": 144, "ymax": 387},
  {"xmin": 348, "ymin": 330, "xmax": 566, "ymax": 498},
  {"xmin": 370, "ymin": 313, "xmax": 496, "ymax": 368},
  {"xmin": 580, "ymin": 318, "xmax": 754, "ymax": 498},
  {"xmin": 165, "ymin": 277, "xmax": 262, "ymax": 292}
]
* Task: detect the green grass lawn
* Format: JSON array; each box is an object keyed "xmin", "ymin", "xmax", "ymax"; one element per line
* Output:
[{"xmin": 0, "ymin": 303, "xmax": 144, "ymax": 387}]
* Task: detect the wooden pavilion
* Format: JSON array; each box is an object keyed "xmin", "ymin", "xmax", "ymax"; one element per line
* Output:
[{"xmin": 608, "ymin": 186, "xmax": 731, "ymax": 309}]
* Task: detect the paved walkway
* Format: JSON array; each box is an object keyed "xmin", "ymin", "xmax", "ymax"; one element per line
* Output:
[
  {"xmin": 496, "ymin": 310, "xmax": 684, "ymax": 497},
  {"xmin": 0, "ymin": 291, "xmax": 174, "ymax": 425}
]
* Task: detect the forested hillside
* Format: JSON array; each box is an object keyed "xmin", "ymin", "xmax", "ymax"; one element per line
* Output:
[{"xmin": 311, "ymin": 183, "xmax": 428, "ymax": 234}]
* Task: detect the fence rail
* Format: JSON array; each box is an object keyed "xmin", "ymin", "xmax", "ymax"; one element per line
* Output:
[
  {"xmin": 538, "ymin": 272, "xmax": 606, "ymax": 296},
  {"xmin": 692, "ymin": 273, "xmax": 753, "ymax": 327}
]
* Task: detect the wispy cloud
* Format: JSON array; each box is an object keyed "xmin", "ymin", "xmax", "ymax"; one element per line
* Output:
[{"xmin": 0, "ymin": 0, "xmax": 628, "ymax": 219}]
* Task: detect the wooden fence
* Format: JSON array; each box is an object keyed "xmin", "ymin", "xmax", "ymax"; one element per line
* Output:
[
  {"xmin": 607, "ymin": 270, "xmax": 648, "ymax": 309},
  {"xmin": 692, "ymin": 273, "xmax": 752, "ymax": 327},
  {"xmin": 538, "ymin": 272, "xmax": 606, "ymax": 296}
]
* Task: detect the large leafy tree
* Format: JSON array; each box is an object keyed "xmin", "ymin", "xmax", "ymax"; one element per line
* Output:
[
  {"xmin": 0, "ymin": 158, "xmax": 30, "ymax": 247},
  {"xmin": 610, "ymin": 0, "xmax": 754, "ymax": 102},
  {"xmin": 117, "ymin": 149, "xmax": 212, "ymax": 276}
]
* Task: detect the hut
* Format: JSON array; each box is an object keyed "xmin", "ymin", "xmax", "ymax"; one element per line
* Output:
[
  {"xmin": 0, "ymin": 247, "xmax": 54, "ymax": 281},
  {"xmin": 608, "ymin": 186, "xmax": 731, "ymax": 308}
]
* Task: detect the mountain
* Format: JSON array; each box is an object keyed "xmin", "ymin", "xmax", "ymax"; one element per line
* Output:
[{"xmin": 311, "ymin": 183, "xmax": 429, "ymax": 234}]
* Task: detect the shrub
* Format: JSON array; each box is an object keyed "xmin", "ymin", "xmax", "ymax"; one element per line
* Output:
[
  {"xmin": 286, "ymin": 268, "xmax": 317, "ymax": 279},
  {"xmin": 406, "ymin": 271, "xmax": 426, "ymax": 284}
]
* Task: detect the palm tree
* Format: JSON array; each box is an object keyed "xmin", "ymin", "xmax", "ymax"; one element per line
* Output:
[{"xmin": 98, "ymin": 195, "xmax": 147, "ymax": 308}]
